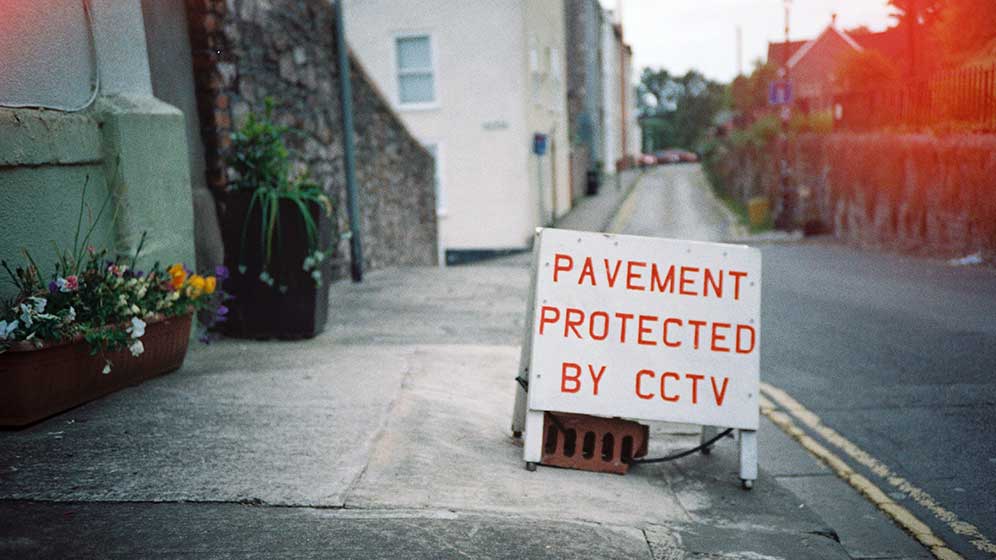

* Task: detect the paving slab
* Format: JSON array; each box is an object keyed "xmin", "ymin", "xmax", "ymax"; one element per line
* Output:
[
  {"xmin": 0, "ymin": 502, "xmax": 653, "ymax": 559},
  {"xmin": 0, "ymin": 342, "xmax": 413, "ymax": 506}
]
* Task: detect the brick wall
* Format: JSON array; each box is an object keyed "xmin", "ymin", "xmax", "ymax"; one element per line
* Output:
[{"xmin": 184, "ymin": 0, "xmax": 438, "ymax": 273}]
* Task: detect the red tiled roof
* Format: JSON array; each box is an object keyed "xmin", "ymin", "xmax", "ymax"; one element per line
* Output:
[{"xmin": 767, "ymin": 40, "xmax": 807, "ymax": 66}]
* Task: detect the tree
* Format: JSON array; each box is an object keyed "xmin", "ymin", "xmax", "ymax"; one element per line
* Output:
[
  {"xmin": 637, "ymin": 68, "xmax": 727, "ymax": 151},
  {"xmin": 932, "ymin": 0, "xmax": 996, "ymax": 64},
  {"xmin": 730, "ymin": 60, "xmax": 777, "ymax": 117},
  {"xmin": 835, "ymin": 50, "xmax": 902, "ymax": 91}
]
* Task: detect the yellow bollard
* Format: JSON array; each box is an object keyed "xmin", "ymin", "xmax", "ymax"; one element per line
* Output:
[{"xmin": 747, "ymin": 197, "xmax": 769, "ymax": 228}]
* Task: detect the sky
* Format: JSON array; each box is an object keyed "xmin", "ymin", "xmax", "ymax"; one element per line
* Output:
[{"xmin": 600, "ymin": 0, "xmax": 898, "ymax": 83}]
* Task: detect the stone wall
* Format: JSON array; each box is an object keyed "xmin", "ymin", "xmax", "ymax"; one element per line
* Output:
[
  {"xmin": 794, "ymin": 133, "xmax": 996, "ymax": 257},
  {"xmin": 708, "ymin": 132, "xmax": 996, "ymax": 258},
  {"xmin": 184, "ymin": 0, "xmax": 437, "ymax": 273}
]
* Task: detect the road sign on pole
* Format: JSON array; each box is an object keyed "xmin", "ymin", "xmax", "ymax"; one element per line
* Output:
[
  {"xmin": 769, "ymin": 80, "xmax": 792, "ymax": 106},
  {"xmin": 512, "ymin": 228, "xmax": 762, "ymax": 487}
]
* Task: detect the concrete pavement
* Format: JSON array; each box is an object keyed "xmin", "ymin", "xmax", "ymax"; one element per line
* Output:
[{"xmin": 1, "ymin": 166, "xmax": 855, "ymax": 559}]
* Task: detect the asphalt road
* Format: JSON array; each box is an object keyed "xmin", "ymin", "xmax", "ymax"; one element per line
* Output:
[{"xmin": 618, "ymin": 164, "xmax": 996, "ymax": 559}]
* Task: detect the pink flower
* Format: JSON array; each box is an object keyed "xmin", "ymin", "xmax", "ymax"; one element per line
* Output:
[{"xmin": 65, "ymin": 275, "xmax": 79, "ymax": 291}]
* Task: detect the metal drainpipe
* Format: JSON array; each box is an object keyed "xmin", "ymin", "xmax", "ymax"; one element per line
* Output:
[{"xmin": 334, "ymin": 0, "xmax": 364, "ymax": 282}]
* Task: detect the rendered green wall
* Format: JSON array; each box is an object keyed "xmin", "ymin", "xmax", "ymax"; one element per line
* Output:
[{"xmin": 0, "ymin": 97, "xmax": 195, "ymax": 301}]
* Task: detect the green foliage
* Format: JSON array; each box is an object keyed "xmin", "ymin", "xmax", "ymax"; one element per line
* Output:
[
  {"xmin": 228, "ymin": 98, "xmax": 291, "ymax": 193},
  {"xmin": 790, "ymin": 110, "xmax": 835, "ymax": 135},
  {"xmin": 227, "ymin": 98, "xmax": 333, "ymax": 288},
  {"xmin": 732, "ymin": 114, "xmax": 780, "ymax": 149},
  {"xmin": 0, "ymin": 183, "xmax": 227, "ymax": 370},
  {"xmin": 835, "ymin": 49, "xmax": 902, "ymax": 91},
  {"xmin": 729, "ymin": 60, "xmax": 778, "ymax": 116},
  {"xmin": 638, "ymin": 68, "xmax": 727, "ymax": 152}
]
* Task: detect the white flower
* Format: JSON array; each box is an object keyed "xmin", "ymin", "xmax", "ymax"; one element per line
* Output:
[
  {"xmin": 259, "ymin": 271, "xmax": 274, "ymax": 286},
  {"xmin": 130, "ymin": 304, "xmax": 141, "ymax": 315},
  {"xmin": 0, "ymin": 319, "xmax": 18, "ymax": 340},
  {"xmin": 56, "ymin": 277, "xmax": 69, "ymax": 292},
  {"xmin": 102, "ymin": 362, "xmax": 112, "ymax": 374},
  {"xmin": 127, "ymin": 317, "xmax": 146, "ymax": 338},
  {"xmin": 63, "ymin": 307, "xmax": 76, "ymax": 324},
  {"xmin": 136, "ymin": 285, "xmax": 148, "ymax": 299},
  {"xmin": 128, "ymin": 339, "xmax": 144, "ymax": 357},
  {"xmin": 311, "ymin": 270, "xmax": 322, "ymax": 284},
  {"xmin": 29, "ymin": 297, "xmax": 47, "ymax": 313},
  {"xmin": 18, "ymin": 304, "xmax": 33, "ymax": 327},
  {"xmin": 118, "ymin": 294, "xmax": 128, "ymax": 308}
]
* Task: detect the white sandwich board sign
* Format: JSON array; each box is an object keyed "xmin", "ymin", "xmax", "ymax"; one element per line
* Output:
[{"xmin": 512, "ymin": 228, "xmax": 762, "ymax": 486}]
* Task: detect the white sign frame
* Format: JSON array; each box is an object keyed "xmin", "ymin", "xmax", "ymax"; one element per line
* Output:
[{"xmin": 512, "ymin": 228, "xmax": 761, "ymax": 488}]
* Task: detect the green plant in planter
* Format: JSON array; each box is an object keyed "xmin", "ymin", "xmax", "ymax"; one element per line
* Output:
[{"xmin": 227, "ymin": 98, "xmax": 333, "ymax": 289}]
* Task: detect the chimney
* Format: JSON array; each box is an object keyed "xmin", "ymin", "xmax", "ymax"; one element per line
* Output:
[{"xmin": 831, "ymin": 13, "xmax": 837, "ymax": 28}]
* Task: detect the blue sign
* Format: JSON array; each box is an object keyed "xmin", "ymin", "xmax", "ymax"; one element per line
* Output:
[
  {"xmin": 533, "ymin": 133, "xmax": 548, "ymax": 156},
  {"xmin": 768, "ymin": 81, "xmax": 792, "ymax": 105}
]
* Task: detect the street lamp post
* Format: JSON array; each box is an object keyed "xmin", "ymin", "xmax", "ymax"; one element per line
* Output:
[{"xmin": 776, "ymin": 0, "xmax": 793, "ymax": 230}]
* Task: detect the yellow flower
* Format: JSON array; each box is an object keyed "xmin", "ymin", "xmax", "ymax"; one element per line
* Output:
[
  {"xmin": 186, "ymin": 274, "xmax": 206, "ymax": 299},
  {"xmin": 168, "ymin": 263, "xmax": 187, "ymax": 290},
  {"xmin": 204, "ymin": 276, "xmax": 217, "ymax": 295}
]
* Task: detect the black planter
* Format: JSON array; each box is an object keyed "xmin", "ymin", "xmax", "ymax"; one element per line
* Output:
[{"xmin": 220, "ymin": 191, "xmax": 332, "ymax": 339}]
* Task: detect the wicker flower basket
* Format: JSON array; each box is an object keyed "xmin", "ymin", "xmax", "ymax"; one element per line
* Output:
[{"xmin": 0, "ymin": 313, "xmax": 193, "ymax": 428}]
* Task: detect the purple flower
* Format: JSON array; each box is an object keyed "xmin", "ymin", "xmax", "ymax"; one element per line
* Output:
[
  {"xmin": 214, "ymin": 265, "xmax": 230, "ymax": 282},
  {"xmin": 48, "ymin": 281, "xmax": 58, "ymax": 294}
]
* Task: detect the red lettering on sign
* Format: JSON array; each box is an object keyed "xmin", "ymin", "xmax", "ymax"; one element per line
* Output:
[
  {"xmin": 588, "ymin": 364, "xmax": 606, "ymax": 396},
  {"xmin": 604, "ymin": 259, "xmax": 622, "ymax": 287},
  {"xmin": 539, "ymin": 306, "xmax": 559, "ymax": 335},
  {"xmin": 626, "ymin": 261, "xmax": 646, "ymax": 291},
  {"xmin": 564, "ymin": 307, "xmax": 584, "ymax": 338},
  {"xmin": 578, "ymin": 257, "xmax": 595, "ymax": 286},
  {"xmin": 663, "ymin": 318, "xmax": 682, "ymax": 347},
  {"xmin": 637, "ymin": 314, "xmax": 657, "ymax": 346},
  {"xmin": 650, "ymin": 264, "xmax": 675, "ymax": 293},
  {"xmin": 553, "ymin": 253, "xmax": 573, "ymax": 282},
  {"xmin": 704, "ymin": 268, "xmax": 723, "ymax": 298},
  {"xmin": 687, "ymin": 373, "xmax": 704, "ymax": 404},
  {"xmin": 679, "ymin": 266, "xmax": 700, "ymax": 296},
  {"xmin": 660, "ymin": 371, "xmax": 680, "ymax": 402},
  {"xmin": 710, "ymin": 322, "xmax": 731, "ymax": 352},
  {"xmin": 711, "ymin": 376, "xmax": 729, "ymax": 406},
  {"xmin": 615, "ymin": 312, "xmax": 633, "ymax": 343},
  {"xmin": 635, "ymin": 369, "xmax": 655, "ymax": 399},
  {"xmin": 589, "ymin": 311, "xmax": 609, "ymax": 340},
  {"xmin": 730, "ymin": 270, "xmax": 747, "ymax": 300},
  {"xmin": 736, "ymin": 324, "xmax": 756, "ymax": 354},
  {"xmin": 561, "ymin": 362, "xmax": 582, "ymax": 393},
  {"xmin": 688, "ymin": 319, "xmax": 706, "ymax": 349}
]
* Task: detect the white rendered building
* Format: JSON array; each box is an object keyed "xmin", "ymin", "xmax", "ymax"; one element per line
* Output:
[{"xmin": 344, "ymin": 0, "xmax": 571, "ymax": 261}]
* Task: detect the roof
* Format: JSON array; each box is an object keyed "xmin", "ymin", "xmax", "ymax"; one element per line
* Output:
[
  {"xmin": 786, "ymin": 26, "xmax": 863, "ymax": 68},
  {"xmin": 767, "ymin": 40, "xmax": 807, "ymax": 66}
]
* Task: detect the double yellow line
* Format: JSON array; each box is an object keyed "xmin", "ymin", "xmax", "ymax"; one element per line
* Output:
[{"xmin": 760, "ymin": 382, "xmax": 995, "ymax": 560}]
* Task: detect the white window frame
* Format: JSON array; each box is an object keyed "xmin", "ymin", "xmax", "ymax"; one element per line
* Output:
[
  {"xmin": 393, "ymin": 31, "xmax": 439, "ymax": 111},
  {"xmin": 423, "ymin": 141, "xmax": 446, "ymax": 217}
]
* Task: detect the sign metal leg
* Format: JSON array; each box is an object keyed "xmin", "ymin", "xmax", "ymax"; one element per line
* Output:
[
  {"xmin": 511, "ymin": 380, "xmax": 527, "ymax": 437},
  {"xmin": 523, "ymin": 409, "xmax": 544, "ymax": 469},
  {"xmin": 738, "ymin": 429, "xmax": 758, "ymax": 489},
  {"xmin": 700, "ymin": 425, "xmax": 718, "ymax": 455}
]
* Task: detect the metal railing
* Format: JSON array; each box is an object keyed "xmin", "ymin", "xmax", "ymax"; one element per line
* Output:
[{"xmin": 834, "ymin": 64, "xmax": 996, "ymax": 133}]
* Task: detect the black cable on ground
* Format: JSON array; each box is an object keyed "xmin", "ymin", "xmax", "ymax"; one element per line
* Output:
[
  {"xmin": 628, "ymin": 428, "xmax": 733, "ymax": 464},
  {"xmin": 514, "ymin": 376, "xmax": 734, "ymax": 465}
]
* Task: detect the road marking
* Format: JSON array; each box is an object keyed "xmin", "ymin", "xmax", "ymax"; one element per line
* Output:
[
  {"xmin": 761, "ymin": 383, "xmax": 996, "ymax": 559},
  {"xmin": 606, "ymin": 172, "xmax": 645, "ymax": 233}
]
